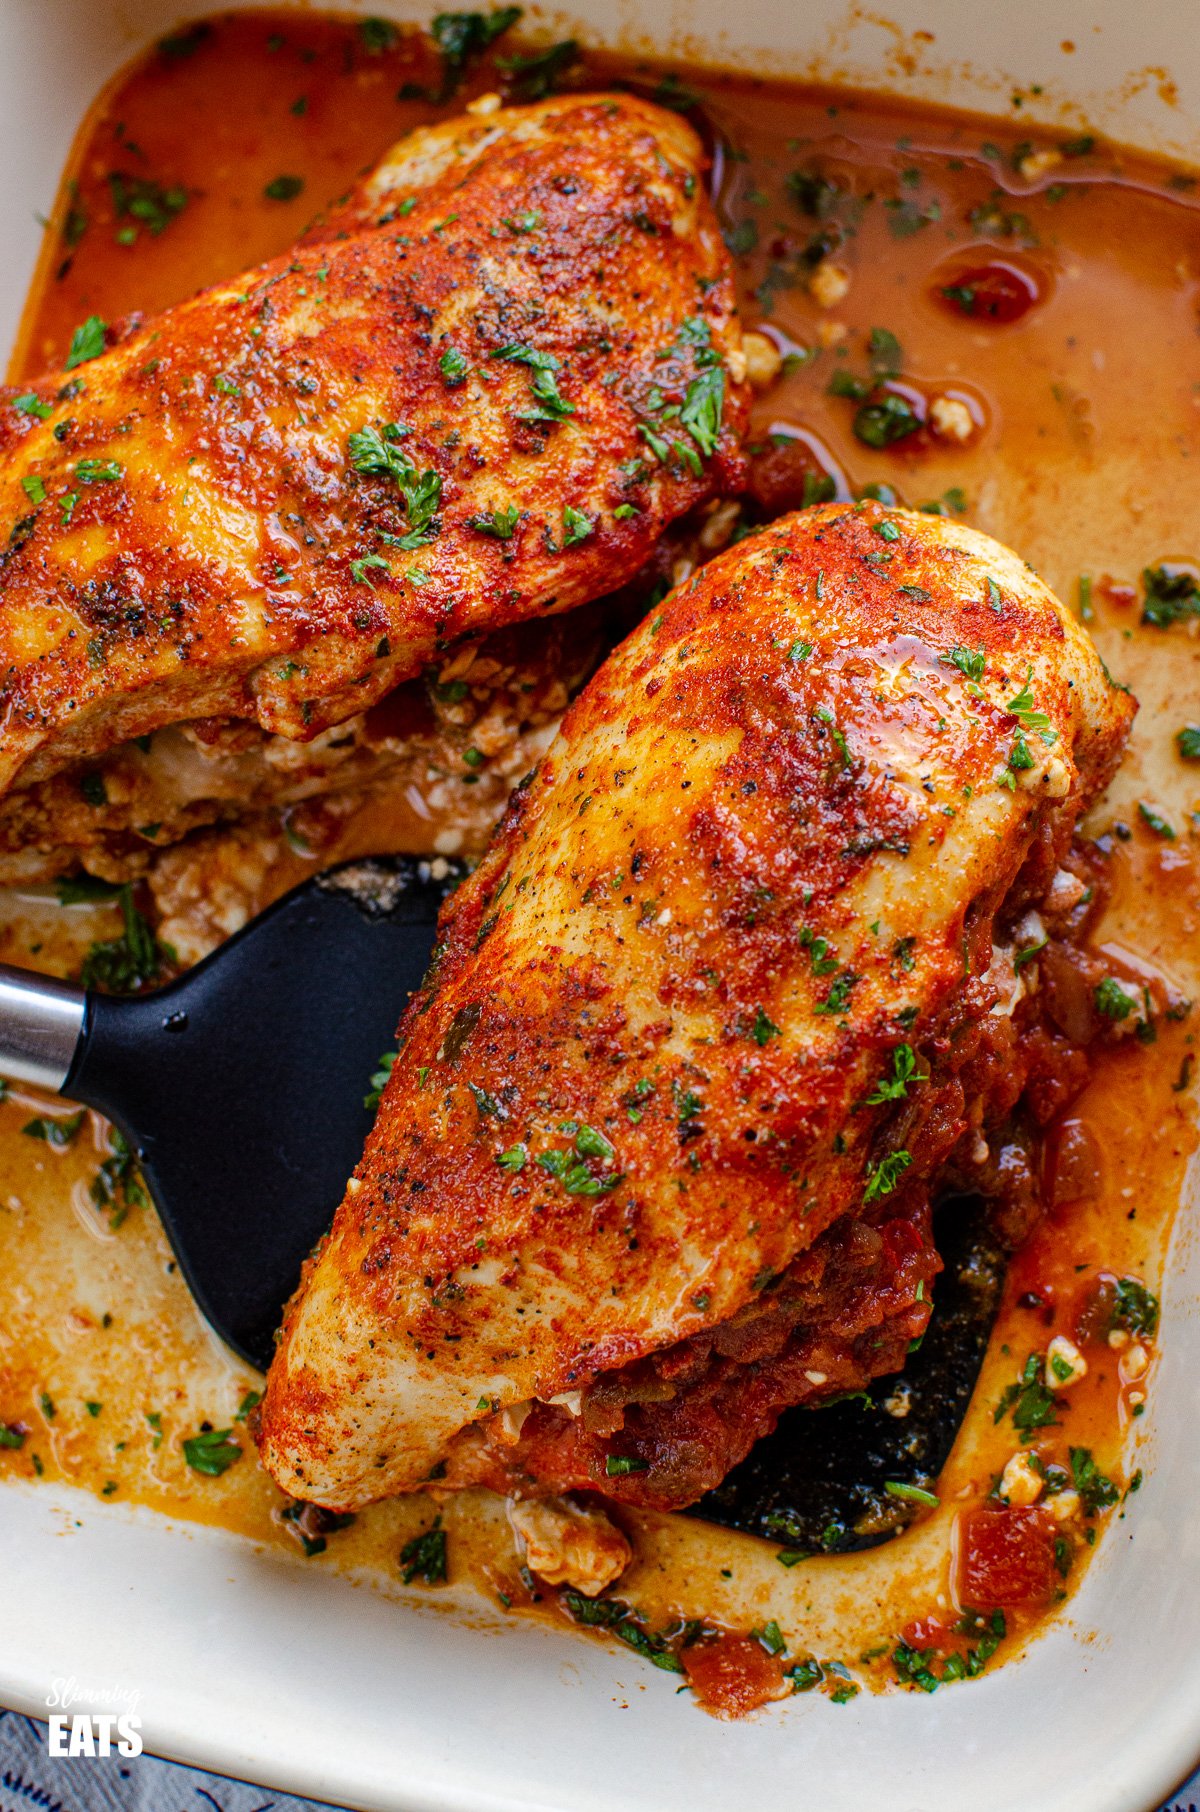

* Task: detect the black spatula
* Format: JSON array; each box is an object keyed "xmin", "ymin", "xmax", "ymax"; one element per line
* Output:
[
  {"xmin": 0, "ymin": 856, "xmax": 1003, "ymax": 1542},
  {"xmin": 0, "ymin": 857, "xmax": 457, "ymax": 1371}
]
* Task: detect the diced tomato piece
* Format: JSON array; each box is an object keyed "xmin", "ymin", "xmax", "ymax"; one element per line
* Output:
[
  {"xmin": 957, "ymin": 1505, "xmax": 1057, "ymax": 1608},
  {"xmin": 902, "ymin": 1614, "xmax": 957, "ymax": 1650},
  {"xmin": 682, "ymin": 1633, "xmax": 787, "ymax": 1718},
  {"xmin": 937, "ymin": 261, "xmax": 1043, "ymax": 323}
]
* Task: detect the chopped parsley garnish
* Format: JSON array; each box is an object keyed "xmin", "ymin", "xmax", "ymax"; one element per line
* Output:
[
  {"xmin": 884, "ymin": 1480, "xmax": 938, "ymax": 1507},
  {"xmin": 364, "ymin": 1050, "xmax": 396, "ymax": 1110},
  {"xmin": 1177, "ymin": 726, "xmax": 1200, "ymax": 761},
  {"xmin": 358, "ymin": 15, "xmax": 398, "ymax": 52},
  {"xmin": 430, "ymin": 7, "xmax": 522, "ymax": 95},
  {"xmin": 605, "ymin": 1454, "xmax": 648, "ymax": 1476},
  {"xmin": 79, "ymin": 883, "xmax": 173, "ymax": 993},
  {"xmin": 1069, "ymin": 1447, "xmax": 1120, "ymax": 1516},
  {"xmin": 884, "ymin": 194, "xmax": 941, "ymax": 237},
  {"xmin": 863, "ymin": 1149, "xmax": 912, "ymax": 1202},
  {"xmin": 400, "ymin": 1514, "xmax": 448, "ymax": 1584},
  {"xmin": 108, "ymin": 171, "xmax": 188, "ymax": 240},
  {"xmin": 182, "ymin": 1426, "xmax": 242, "ymax": 1476},
  {"xmin": 1094, "ymin": 975, "xmax": 1136, "ymax": 1020},
  {"xmin": 868, "ymin": 326, "xmax": 903, "ymax": 378},
  {"xmin": 892, "ymin": 1608, "xmax": 1007, "ymax": 1692},
  {"xmin": 1137, "ymin": 801, "xmax": 1175, "ymax": 840},
  {"xmin": 560, "ymin": 1591, "xmax": 685, "ymax": 1671},
  {"xmin": 439, "ymin": 346, "xmax": 470, "ymax": 385},
  {"xmin": 467, "ymin": 1081, "xmax": 504, "ymax": 1119},
  {"xmin": 89, "ymin": 1127, "xmax": 147, "ymax": 1228},
  {"xmin": 1005, "ymin": 729, "xmax": 1036, "ymax": 780},
  {"xmin": 830, "ymin": 369, "xmax": 870, "ymax": 401},
  {"xmin": 496, "ymin": 1143, "xmax": 527, "ymax": 1172},
  {"xmin": 348, "ymin": 423, "xmax": 441, "ymax": 542},
  {"xmin": 12, "ymin": 393, "xmax": 51, "ymax": 420},
  {"xmin": 75, "ymin": 458, "xmax": 123, "ymax": 484},
  {"xmin": 492, "ymin": 343, "xmax": 557, "ymax": 370},
  {"xmin": 350, "ymin": 553, "xmax": 391, "ymax": 585},
  {"xmin": 1108, "ymin": 1275, "xmax": 1159, "ymax": 1339},
  {"xmin": 678, "ymin": 365, "xmax": 725, "ymax": 459},
  {"xmin": 496, "ymin": 37, "xmax": 580, "ymax": 101},
  {"xmin": 993, "ymin": 1352, "xmax": 1058, "ymax": 1432},
  {"xmin": 753, "ymin": 1619, "xmax": 787, "ymax": 1656},
  {"xmin": 23, "ymin": 1111, "xmax": 85, "ymax": 1148},
  {"xmin": 0, "ymin": 1424, "xmax": 27, "ymax": 1449},
  {"xmin": 490, "ymin": 343, "xmax": 575, "ymax": 423},
  {"xmin": 1005, "ymin": 665, "xmax": 1057, "ymax": 742},
  {"xmin": 750, "ymin": 1007, "xmax": 782, "ymax": 1046},
  {"xmin": 535, "ymin": 1121, "xmax": 621, "ymax": 1195},
  {"xmin": 946, "ymin": 645, "xmax": 985, "ymax": 682},
  {"xmin": 866, "ymin": 1043, "xmax": 926, "ymax": 1103},
  {"xmin": 1141, "ymin": 565, "xmax": 1200, "ymax": 628},
  {"xmin": 561, "ymin": 504, "xmax": 594, "ymax": 547},
  {"xmin": 814, "ymin": 704, "xmax": 851, "ymax": 768},
  {"xmin": 799, "ymin": 926, "xmax": 839, "ymax": 976},
  {"xmin": 235, "ymin": 1390, "xmax": 262, "ymax": 1421},
  {"xmin": 853, "ymin": 393, "xmax": 920, "ymax": 447},
  {"xmin": 65, "ymin": 315, "xmax": 107, "ymax": 370},
  {"xmin": 264, "ymin": 174, "xmax": 305, "ymax": 202},
  {"xmin": 21, "ymin": 476, "xmax": 45, "ymax": 505},
  {"xmin": 813, "ymin": 970, "xmax": 859, "ymax": 1016}
]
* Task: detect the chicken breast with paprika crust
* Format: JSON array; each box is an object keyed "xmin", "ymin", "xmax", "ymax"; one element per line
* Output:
[
  {"xmin": 0, "ymin": 93, "xmax": 745, "ymax": 879},
  {"xmin": 256, "ymin": 502, "xmax": 1134, "ymax": 1513}
]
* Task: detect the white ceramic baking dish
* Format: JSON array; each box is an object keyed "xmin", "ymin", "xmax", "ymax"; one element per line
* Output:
[{"xmin": 2, "ymin": 5, "xmax": 1198, "ymax": 1809}]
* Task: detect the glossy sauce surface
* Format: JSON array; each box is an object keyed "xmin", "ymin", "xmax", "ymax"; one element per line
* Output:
[{"xmin": 2, "ymin": 8, "xmax": 1199, "ymax": 1717}]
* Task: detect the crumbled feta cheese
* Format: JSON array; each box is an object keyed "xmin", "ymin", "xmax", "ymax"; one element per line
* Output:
[
  {"xmin": 1121, "ymin": 1342, "xmax": 1149, "ymax": 1382},
  {"xmin": 1000, "ymin": 1450, "xmax": 1044, "ymax": 1507},
  {"xmin": 1046, "ymin": 866, "xmax": 1087, "ymax": 913},
  {"xmin": 1019, "ymin": 147, "xmax": 1063, "ymax": 182},
  {"xmin": 1046, "ymin": 1334, "xmax": 1088, "ymax": 1388},
  {"xmin": 928, "ymin": 395, "xmax": 975, "ymax": 444},
  {"xmin": 742, "ymin": 330, "xmax": 783, "ymax": 390},
  {"xmin": 1045, "ymin": 1488, "xmax": 1081, "ymax": 1523},
  {"xmin": 807, "ymin": 260, "xmax": 850, "ymax": 308}
]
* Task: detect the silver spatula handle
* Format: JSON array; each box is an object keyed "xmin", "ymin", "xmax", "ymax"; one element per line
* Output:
[{"xmin": 0, "ymin": 963, "xmax": 86, "ymax": 1090}]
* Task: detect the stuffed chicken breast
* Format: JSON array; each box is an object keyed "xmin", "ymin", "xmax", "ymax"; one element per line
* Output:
[
  {"xmin": 257, "ymin": 501, "xmax": 1133, "ymax": 1513},
  {"xmin": 0, "ymin": 93, "xmax": 745, "ymax": 880}
]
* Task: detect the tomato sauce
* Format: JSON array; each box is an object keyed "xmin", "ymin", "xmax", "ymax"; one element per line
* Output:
[{"xmin": 2, "ymin": 7, "xmax": 1198, "ymax": 1718}]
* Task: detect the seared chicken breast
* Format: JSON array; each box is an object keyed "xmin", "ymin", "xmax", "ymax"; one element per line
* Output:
[
  {"xmin": 256, "ymin": 503, "xmax": 1133, "ymax": 1513},
  {"xmin": 0, "ymin": 94, "xmax": 745, "ymax": 876}
]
